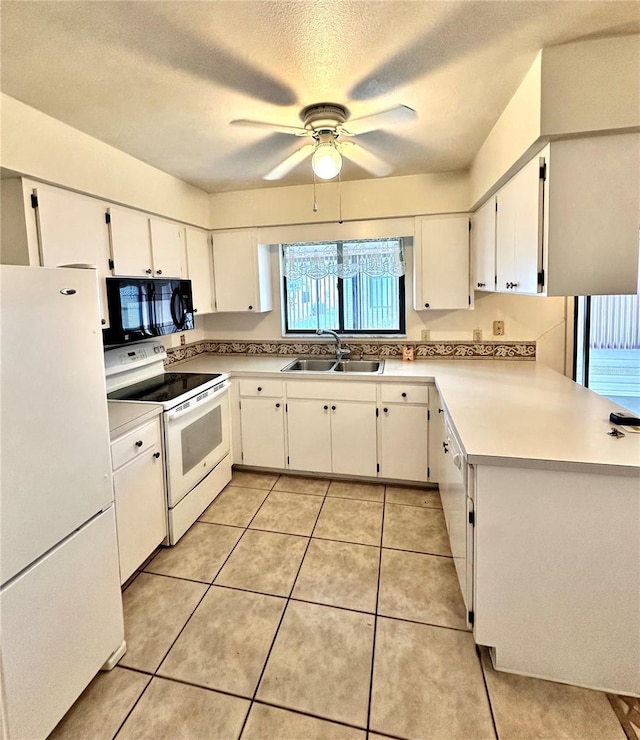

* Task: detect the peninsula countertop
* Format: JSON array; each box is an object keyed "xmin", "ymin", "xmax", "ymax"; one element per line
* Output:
[{"xmin": 171, "ymin": 355, "xmax": 640, "ymax": 475}]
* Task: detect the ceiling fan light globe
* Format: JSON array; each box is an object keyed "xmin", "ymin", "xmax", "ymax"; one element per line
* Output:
[{"xmin": 312, "ymin": 144, "xmax": 343, "ymax": 180}]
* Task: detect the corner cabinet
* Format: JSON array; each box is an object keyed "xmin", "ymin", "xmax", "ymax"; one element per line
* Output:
[
  {"xmin": 473, "ymin": 133, "xmax": 640, "ymax": 296},
  {"xmin": 211, "ymin": 228, "xmax": 272, "ymax": 313},
  {"xmin": 413, "ymin": 215, "xmax": 471, "ymax": 310}
]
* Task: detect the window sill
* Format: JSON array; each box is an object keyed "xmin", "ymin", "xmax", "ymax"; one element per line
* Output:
[{"xmin": 283, "ymin": 334, "xmax": 407, "ymax": 340}]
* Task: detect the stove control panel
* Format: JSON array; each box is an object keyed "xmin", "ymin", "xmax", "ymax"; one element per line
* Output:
[{"xmin": 104, "ymin": 341, "xmax": 167, "ymax": 381}]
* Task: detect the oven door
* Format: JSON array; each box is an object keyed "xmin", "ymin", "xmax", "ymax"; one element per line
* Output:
[{"xmin": 163, "ymin": 383, "xmax": 230, "ymax": 508}]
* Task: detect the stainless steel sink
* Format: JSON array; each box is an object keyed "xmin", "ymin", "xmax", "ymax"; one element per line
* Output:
[
  {"xmin": 281, "ymin": 358, "xmax": 384, "ymax": 373},
  {"xmin": 281, "ymin": 358, "xmax": 337, "ymax": 372},
  {"xmin": 333, "ymin": 360, "xmax": 384, "ymax": 374}
]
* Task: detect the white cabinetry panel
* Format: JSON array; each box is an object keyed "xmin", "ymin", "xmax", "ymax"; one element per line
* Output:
[
  {"xmin": 149, "ymin": 218, "xmax": 184, "ymax": 278},
  {"xmin": 287, "ymin": 399, "xmax": 332, "ymax": 473},
  {"xmin": 379, "ymin": 404, "xmax": 428, "ymax": 482},
  {"xmin": 185, "ymin": 227, "xmax": 215, "ymax": 314},
  {"xmin": 331, "ymin": 402, "xmax": 378, "ymax": 478},
  {"xmin": 472, "ymin": 196, "xmax": 496, "ymax": 292},
  {"xmin": 108, "ymin": 206, "xmax": 153, "ymax": 277},
  {"xmin": 212, "ymin": 228, "xmax": 272, "ymax": 312},
  {"xmin": 414, "ymin": 215, "xmax": 470, "ymax": 310},
  {"xmin": 240, "ymin": 397, "xmax": 286, "ymax": 469}
]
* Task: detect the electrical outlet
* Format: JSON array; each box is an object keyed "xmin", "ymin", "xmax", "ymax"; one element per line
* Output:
[
  {"xmin": 493, "ymin": 320, "xmax": 504, "ymax": 336},
  {"xmin": 473, "ymin": 329, "xmax": 482, "ymax": 342},
  {"xmin": 180, "ymin": 334, "xmax": 186, "ymax": 346},
  {"xmin": 421, "ymin": 329, "xmax": 431, "ymax": 341}
]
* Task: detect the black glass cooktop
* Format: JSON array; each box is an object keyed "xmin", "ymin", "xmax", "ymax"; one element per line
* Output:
[{"xmin": 108, "ymin": 372, "xmax": 223, "ymax": 404}]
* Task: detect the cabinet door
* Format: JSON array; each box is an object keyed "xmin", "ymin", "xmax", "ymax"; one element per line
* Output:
[
  {"xmin": 240, "ymin": 398, "xmax": 286, "ymax": 469},
  {"xmin": 496, "ymin": 155, "xmax": 544, "ymax": 295},
  {"xmin": 33, "ymin": 185, "xmax": 111, "ymax": 327},
  {"xmin": 212, "ymin": 229, "xmax": 271, "ymax": 312},
  {"xmin": 414, "ymin": 216, "xmax": 470, "ymax": 310},
  {"xmin": 331, "ymin": 402, "xmax": 378, "ymax": 478},
  {"xmin": 379, "ymin": 404, "xmax": 429, "ymax": 482},
  {"xmin": 185, "ymin": 227, "xmax": 215, "ymax": 314},
  {"xmin": 149, "ymin": 218, "xmax": 185, "ymax": 278},
  {"xmin": 286, "ymin": 399, "xmax": 332, "ymax": 473},
  {"xmin": 108, "ymin": 207, "xmax": 152, "ymax": 277},
  {"xmin": 472, "ymin": 196, "xmax": 496, "ymax": 292},
  {"xmin": 113, "ymin": 445, "xmax": 166, "ymax": 584}
]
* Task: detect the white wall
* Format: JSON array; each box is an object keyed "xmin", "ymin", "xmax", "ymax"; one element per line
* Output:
[
  {"xmin": 204, "ymin": 243, "xmax": 568, "ymax": 374},
  {"xmin": 0, "ymin": 94, "xmax": 210, "ymax": 227},
  {"xmin": 209, "ymin": 172, "xmax": 470, "ymax": 229}
]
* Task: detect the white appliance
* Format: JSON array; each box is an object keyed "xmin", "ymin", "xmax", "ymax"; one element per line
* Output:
[
  {"xmin": 0, "ymin": 265, "xmax": 125, "ymax": 740},
  {"xmin": 440, "ymin": 413, "xmax": 473, "ymax": 622},
  {"xmin": 104, "ymin": 342, "xmax": 231, "ymax": 544}
]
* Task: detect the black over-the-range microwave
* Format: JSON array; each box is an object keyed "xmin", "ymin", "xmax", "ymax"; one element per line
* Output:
[{"xmin": 103, "ymin": 277, "xmax": 194, "ymax": 346}]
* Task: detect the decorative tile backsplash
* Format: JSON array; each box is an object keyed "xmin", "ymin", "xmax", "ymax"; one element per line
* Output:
[{"xmin": 166, "ymin": 339, "xmax": 536, "ymax": 366}]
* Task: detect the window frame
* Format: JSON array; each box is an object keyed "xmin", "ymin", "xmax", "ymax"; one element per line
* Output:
[{"xmin": 282, "ymin": 240, "xmax": 406, "ymax": 336}]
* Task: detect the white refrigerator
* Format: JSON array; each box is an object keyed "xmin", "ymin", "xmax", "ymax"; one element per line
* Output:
[{"xmin": 0, "ymin": 265, "xmax": 125, "ymax": 739}]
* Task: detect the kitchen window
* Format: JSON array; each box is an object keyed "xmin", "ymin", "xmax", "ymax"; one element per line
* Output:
[{"xmin": 282, "ymin": 238, "xmax": 405, "ymax": 334}]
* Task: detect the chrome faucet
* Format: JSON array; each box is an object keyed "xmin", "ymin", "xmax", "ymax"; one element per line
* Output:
[{"xmin": 316, "ymin": 328, "xmax": 351, "ymax": 361}]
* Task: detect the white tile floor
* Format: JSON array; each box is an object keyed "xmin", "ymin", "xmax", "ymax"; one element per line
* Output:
[{"xmin": 49, "ymin": 471, "xmax": 637, "ymax": 740}]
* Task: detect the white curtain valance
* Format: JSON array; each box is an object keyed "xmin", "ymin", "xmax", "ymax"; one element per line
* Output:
[{"xmin": 283, "ymin": 238, "xmax": 405, "ymax": 281}]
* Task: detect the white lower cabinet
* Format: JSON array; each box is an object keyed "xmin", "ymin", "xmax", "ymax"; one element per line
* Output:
[
  {"xmin": 111, "ymin": 417, "xmax": 167, "ymax": 584},
  {"xmin": 379, "ymin": 403, "xmax": 429, "ymax": 482},
  {"xmin": 240, "ymin": 398, "xmax": 286, "ymax": 468},
  {"xmin": 287, "ymin": 399, "xmax": 333, "ymax": 473},
  {"xmin": 330, "ymin": 401, "xmax": 378, "ymax": 477}
]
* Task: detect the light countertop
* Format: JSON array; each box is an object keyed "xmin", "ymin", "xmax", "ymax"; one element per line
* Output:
[
  {"xmin": 172, "ymin": 355, "xmax": 640, "ymax": 475},
  {"xmin": 108, "ymin": 401, "xmax": 164, "ymax": 440}
]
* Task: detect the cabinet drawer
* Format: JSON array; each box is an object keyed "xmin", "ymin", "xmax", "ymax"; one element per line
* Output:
[
  {"xmin": 111, "ymin": 418, "xmax": 161, "ymax": 471},
  {"xmin": 238, "ymin": 379, "xmax": 283, "ymax": 398},
  {"xmin": 380, "ymin": 384, "xmax": 429, "ymax": 405},
  {"xmin": 286, "ymin": 380, "xmax": 377, "ymax": 402}
]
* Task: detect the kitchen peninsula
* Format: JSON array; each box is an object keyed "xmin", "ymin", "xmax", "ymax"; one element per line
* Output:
[{"xmin": 171, "ymin": 351, "xmax": 640, "ymax": 698}]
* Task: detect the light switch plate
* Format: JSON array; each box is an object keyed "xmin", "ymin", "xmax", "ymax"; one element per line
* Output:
[
  {"xmin": 421, "ymin": 329, "xmax": 430, "ymax": 341},
  {"xmin": 473, "ymin": 329, "xmax": 482, "ymax": 342},
  {"xmin": 493, "ymin": 321, "xmax": 505, "ymax": 336}
]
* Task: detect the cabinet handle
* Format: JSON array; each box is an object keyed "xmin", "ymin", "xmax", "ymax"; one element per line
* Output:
[
  {"xmin": 275, "ymin": 403, "xmax": 281, "ymax": 408},
  {"xmin": 424, "ymin": 303, "xmax": 430, "ymax": 308},
  {"xmin": 401, "ymin": 392, "xmax": 407, "ymax": 398},
  {"xmin": 443, "ymin": 441, "xmax": 449, "ymax": 453},
  {"xmin": 257, "ymin": 386, "xmax": 262, "ymax": 392},
  {"xmin": 438, "ymin": 408, "xmax": 443, "ymax": 414},
  {"xmin": 193, "ymin": 308, "xmax": 198, "ymax": 313},
  {"xmin": 331, "ymin": 405, "xmax": 336, "ymax": 411},
  {"xmin": 156, "ymin": 269, "xmax": 163, "ymax": 275},
  {"xmin": 135, "ymin": 440, "xmax": 143, "ymax": 448},
  {"xmin": 248, "ymin": 305, "xmax": 254, "ymax": 310},
  {"xmin": 145, "ymin": 268, "xmax": 152, "ymax": 275},
  {"xmin": 383, "ymin": 407, "xmax": 388, "ymax": 413},
  {"xmin": 153, "ymin": 451, "xmax": 160, "ymax": 459},
  {"xmin": 477, "ymin": 282, "xmax": 485, "ymax": 288},
  {"xmin": 101, "ymin": 318, "xmax": 106, "ymax": 325},
  {"xmin": 324, "ymin": 405, "xmax": 329, "ymax": 410}
]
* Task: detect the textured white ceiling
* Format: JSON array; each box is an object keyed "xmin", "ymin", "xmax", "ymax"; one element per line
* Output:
[{"xmin": 1, "ymin": 1, "xmax": 638, "ymax": 192}]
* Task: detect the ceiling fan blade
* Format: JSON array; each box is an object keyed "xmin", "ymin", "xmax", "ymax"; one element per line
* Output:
[
  {"xmin": 338, "ymin": 142, "xmax": 393, "ymax": 177},
  {"xmin": 340, "ymin": 105, "xmax": 417, "ymax": 136},
  {"xmin": 230, "ymin": 119, "xmax": 310, "ymax": 136},
  {"xmin": 264, "ymin": 144, "xmax": 316, "ymax": 180}
]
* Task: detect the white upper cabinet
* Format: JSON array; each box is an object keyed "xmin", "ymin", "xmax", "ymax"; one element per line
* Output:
[
  {"xmin": 495, "ymin": 154, "xmax": 544, "ymax": 295},
  {"xmin": 108, "ymin": 208, "xmax": 185, "ymax": 278},
  {"xmin": 185, "ymin": 227, "xmax": 215, "ymax": 315},
  {"xmin": 107, "ymin": 207, "xmax": 153, "ymax": 277},
  {"xmin": 31, "ymin": 184, "xmax": 112, "ymax": 326},
  {"xmin": 472, "ymin": 196, "xmax": 496, "ymax": 293},
  {"xmin": 483, "ymin": 133, "xmax": 640, "ymax": 297},
  {"xmin": 413, "ymin": 215, "xmax": 470, "ymax": 310},
  {"xmin": 211, "ymin": 228, "xmax": 272, "ymax": 313},
  {"xmin": 148, "ymin": 218, "xmax": 185, "ymax": 278}
]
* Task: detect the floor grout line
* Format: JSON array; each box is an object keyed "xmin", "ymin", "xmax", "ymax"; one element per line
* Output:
[
  {"xmin": 477, "ymin": 647, "xmax": 501, "ymax": 740},
  {"xmin": 236, "ymin": 490, "xmax": 330, "ymax": 740}
]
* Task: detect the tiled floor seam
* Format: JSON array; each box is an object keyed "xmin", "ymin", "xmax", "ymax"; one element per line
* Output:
[
  {"xmin": 111, "ymin": 672, "xmax": 153, "ymax": 739},
  {"xmin": 236, "ymin": 492, "xmax": 330, "ymax": 739},
  {"xmin": 365, "ymin": 485, "xmax": 387, "ymax": 736},
  {"xmin": 477, "ymin": 647, "xmax": 501, "ymax": 740}
]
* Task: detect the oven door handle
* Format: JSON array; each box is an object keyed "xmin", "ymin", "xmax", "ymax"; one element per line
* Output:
[{"xmin": 165, "ymin": 384, "xmax": 229, "ymax": 422}]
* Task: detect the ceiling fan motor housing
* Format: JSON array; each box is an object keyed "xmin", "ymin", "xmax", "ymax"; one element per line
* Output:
[{"xmin": 300, "ymin": 103, "xmax": 349, "ymax": 132}]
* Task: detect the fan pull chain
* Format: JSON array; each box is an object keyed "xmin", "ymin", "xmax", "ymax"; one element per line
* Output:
[
  {"xmin": 338, "ymin": 170, "xmax": 343, "ymax": 224},
  {"xmin": 312, "ymin": 170, "xmax": 318, "ymax": 212}
]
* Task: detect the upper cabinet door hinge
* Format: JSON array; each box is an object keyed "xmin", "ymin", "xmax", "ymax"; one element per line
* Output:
[
  {"xmin": 427, "ymin": 409, "xmax": 431, "ymax": 421},
  {"xmin": 30, "ymin": 193, "xmax": 38, "ymax": 209},
  {"xmin": 105, "ymin": 211, "xmax": 111, "ymax": 224},
  {"xmin": 108, "ymin": 258, "xmax": 114, "ymax": 271},
  {"xmin": 376, "ymin": 463, "xmax": 380, "ymax": 473},
  {"xmin": 376, "ymin": 407, "xmax": 379, "ymax": 417},
  {"xmin": 539, "ymin": 162, "xmax": 547, "ymax": 181},
  {"xmin": 468, "ymin": 510, "xmax": 475, "ymax": 526},
  {"xmin": 537, "ymin": 269, "xmax": 545, "ymax": 287},
  {"xmin": 468, "ymin": 610, "xmax": 475, "ymax": 625},
  {"xmin": 468, "ymin": 220, "xmax": 472, "ymax": 232},
  {"xmin": 427, "ymin": 466, "xmax": 431, "ymax": 478}
]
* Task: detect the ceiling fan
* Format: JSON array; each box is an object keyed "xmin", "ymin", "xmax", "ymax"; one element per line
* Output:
[{"xmin": 230, "ymin": 103, "xmax": 417, "ymax": 181}]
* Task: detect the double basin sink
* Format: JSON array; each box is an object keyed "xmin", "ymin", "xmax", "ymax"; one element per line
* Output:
[{"xmin": 281, "ymin": 358, "xmax": 384, "ymax": 374}]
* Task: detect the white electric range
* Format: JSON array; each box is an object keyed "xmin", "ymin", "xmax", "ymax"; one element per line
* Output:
[{"xmin": 105, "ymin": 341, "xmax": 231, "ymax": 543}]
